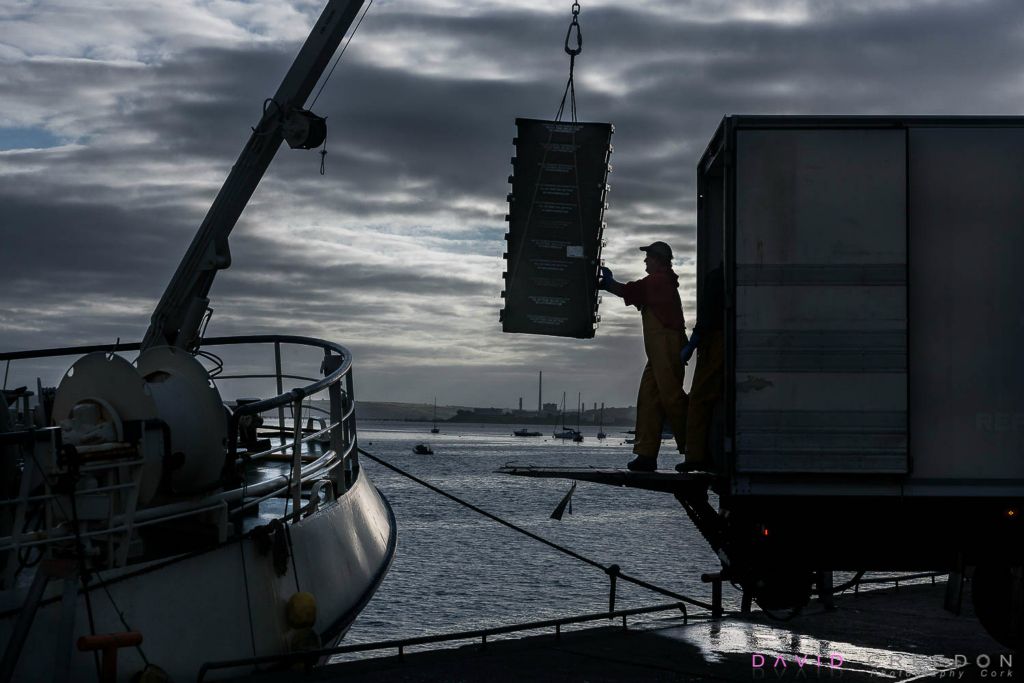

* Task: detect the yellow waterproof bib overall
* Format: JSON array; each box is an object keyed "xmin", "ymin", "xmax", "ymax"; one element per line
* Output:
[{"xmin": 632, "ymin": 307, "xmax": 688, "ymax": 459}]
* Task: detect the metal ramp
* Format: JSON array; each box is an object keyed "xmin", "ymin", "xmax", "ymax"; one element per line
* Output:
[
  {"xmin": 496, "ymin": 466, "xmax": 714, "ymax": 494},
  {"xmin": 498, "ymin": 466, "xmax": 729, "ymax": 576}
]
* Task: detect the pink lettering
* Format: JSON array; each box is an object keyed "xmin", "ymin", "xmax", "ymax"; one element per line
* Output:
[
  {"xmin": 795, "ymin": 654, "xmax": 808, "ymax": 668},
  {"xmin": 752, "ymin": 654, "xmax": 765, "ymax": 668},
  {"xmin": 829, "ymin": 653, "xmax": 844, "ymax": 668},
  {"xmin": 774, "ymin": 656, "xmax": 787, "ymax": 668}
]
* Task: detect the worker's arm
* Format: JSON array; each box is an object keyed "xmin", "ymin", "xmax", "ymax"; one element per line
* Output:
[{"xmin": 598, "ymin": 266, "xmax": 625, "ymax": 297}]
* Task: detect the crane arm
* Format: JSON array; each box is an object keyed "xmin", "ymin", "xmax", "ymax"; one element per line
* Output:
[{"xmin": 142, "ymin": 0, "xmax": 365, "ymax": 352}]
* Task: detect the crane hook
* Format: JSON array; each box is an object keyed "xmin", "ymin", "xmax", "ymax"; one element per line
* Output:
[{"xmin": 564, "ymin": 2, "xmax": 583, "ymax": 57}]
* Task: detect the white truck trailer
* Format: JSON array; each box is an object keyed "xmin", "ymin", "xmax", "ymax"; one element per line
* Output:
[{"xmin": 694, "ymin": 115, "xmax": 1024, "ymax": 647}]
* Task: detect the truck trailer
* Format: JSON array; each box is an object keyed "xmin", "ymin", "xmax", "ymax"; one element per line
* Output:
[{"xmin": 507, "ymin": 115, "xmax": 1024, "ymax": 649}]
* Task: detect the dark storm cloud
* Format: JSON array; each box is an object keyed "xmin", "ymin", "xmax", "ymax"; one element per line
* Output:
[
  {"xmin": 0, "ymin": 192, "xmax": 192, "ymax": 293},
  {"xmin": 215, "ymin": 230, "xmax": 489, "ymax": 300},
  {"xmin": 4, "ymin": 0, "xmax": 1024, "ymax": 405}
]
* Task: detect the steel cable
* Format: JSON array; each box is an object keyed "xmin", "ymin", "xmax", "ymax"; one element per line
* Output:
[
  {"xmin": 358, "ymin": 447, "xmax": 714, "ymax": 612},
  {"xmin": 555, "ymin": 2, "xmax": 582, "ymax": 123}
]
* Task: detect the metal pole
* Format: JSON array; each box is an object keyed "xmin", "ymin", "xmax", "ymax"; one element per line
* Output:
[
  {"xmin": 324, "ymin": 353, "xmax": 346, "ymax": 492},
  {"xmin": 291, "ymin": 396, "xmax": 303, "ymax": 520},
  {"xmin": 346, "ymin": 371, "xmax": 359, "ymax": 473},
  {"xmin": 607, "ymin": 564, "xmax": 619, "ymax": 614},
  {"xmin": 275, "ymin": 342, "xmax": 286, "ymax": 442}
]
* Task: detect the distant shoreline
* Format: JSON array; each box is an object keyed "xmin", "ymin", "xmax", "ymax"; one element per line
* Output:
[
  {"xmin": 341, "ymin": 400, "xmax": 637, "ymax": 426},
  {"xmin": 369, "ymin": 416, "xmax": 636, "ymax": 427}
]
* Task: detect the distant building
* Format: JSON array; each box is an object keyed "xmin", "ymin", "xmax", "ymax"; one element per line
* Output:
[
  {"xmin": 542, "ymin": 402, "xmax": 558, "ymax": 414},
  {"xmin": 473, "ymin": 407, "xmax": 505, "ymax": 416}
]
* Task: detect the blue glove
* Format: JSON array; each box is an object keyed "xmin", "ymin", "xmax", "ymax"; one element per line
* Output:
[
  {"xmin": 598, "ymin": 266, "xmax": 615, "ymax": 290},
  {"xmin": 681, "ymin": 330, "xmax": 700, "ymax": 365}
]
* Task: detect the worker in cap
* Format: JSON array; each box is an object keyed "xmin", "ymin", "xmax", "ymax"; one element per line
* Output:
[{"xmin": 598, "ymin": 241, "xmax": 689, "ymax": 471}]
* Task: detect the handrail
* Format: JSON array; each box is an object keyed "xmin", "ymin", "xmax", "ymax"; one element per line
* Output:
[
  {"xmin": 851, "ymin": 571, "xmax": 945, "ymax": 590},
  {"xmin": 0, "ymin": 334, "xmax": 354, "ymax": 455},
  {"xmin": 0, "ymin": 441, "xmax": 355, "ymax": 553},
  {"xmin": 202, "ymin": 335, "xmax": 352, "ymax": 407},
  {"xmin": 0, "ymin": 334, "xmax": 359, "ymax": 571},
  {"xmin": 196, "ymin": 602, "xmax": 690, "ymax": 681},
  {"xmin": 0, "ymin": 334, "xmax": 352, "ymax": 394}
]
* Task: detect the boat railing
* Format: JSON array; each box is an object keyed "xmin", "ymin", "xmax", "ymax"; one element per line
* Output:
[{"xmin": 0, "ymin": 334, "xmax": 359, "ymax": 582}]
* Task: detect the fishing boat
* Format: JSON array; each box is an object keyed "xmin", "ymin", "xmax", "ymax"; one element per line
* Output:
[
  {"xmin": 596, "ymin": 402, "xmax": 607, "ymax": 440},
  {"xmin": 513, "ymin": 428, "xmax": 542, "ymax": 437},
  {"xmin": 413, "ymin": 444, "xmax": 434, "ymax": 455},
  {"xmin": 430, "ymin": 398, "xmax": 440, "ymax": 434},
  {"xmin": 0, "ymin": 3, "xmax": 395, "ymax": 681}
]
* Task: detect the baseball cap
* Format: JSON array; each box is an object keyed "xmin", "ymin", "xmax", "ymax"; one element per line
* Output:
[{"xmin": 639, "ymin": 241, "xmax": 673, "ymax": 262}]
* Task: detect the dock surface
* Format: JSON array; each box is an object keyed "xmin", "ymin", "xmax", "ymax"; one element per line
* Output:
[{"xmin": 225, "ymin": 579, "xmax": 1012, "ymax": 682}]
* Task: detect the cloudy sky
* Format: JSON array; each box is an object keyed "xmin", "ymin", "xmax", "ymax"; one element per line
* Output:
[{"xmin": 2, "ymin": 0, "xmax": 1023, "ymax": 408}]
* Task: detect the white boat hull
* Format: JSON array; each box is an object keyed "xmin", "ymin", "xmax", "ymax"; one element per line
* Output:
[{"xmin": 0, "ymin": 465, "xmax": 395, "ymax": 682}]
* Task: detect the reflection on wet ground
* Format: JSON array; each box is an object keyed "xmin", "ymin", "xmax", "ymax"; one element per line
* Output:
[
  {"xmin": 670, "ymin": 618, "xmax": 954, "ymax": 678},
  {"xmin": 235, "ymin": 581, "xmax": 1011, "ymax": 682}
]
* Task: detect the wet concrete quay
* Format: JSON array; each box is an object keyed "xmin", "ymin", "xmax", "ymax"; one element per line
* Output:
[{"xmin": 228, "ymin": 579, "xmax": 1012, "ymax": 682}]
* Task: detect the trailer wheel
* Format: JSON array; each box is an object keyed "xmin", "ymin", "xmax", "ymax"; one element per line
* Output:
[{"xmin": 972, "ymin": 564, "xmax": 1024, "ymax": 651}]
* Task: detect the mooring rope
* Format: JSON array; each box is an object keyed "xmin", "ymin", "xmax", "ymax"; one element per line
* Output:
[{"xmin": 358, "ymin": 447, "xmax": 714, "ymax": 612}]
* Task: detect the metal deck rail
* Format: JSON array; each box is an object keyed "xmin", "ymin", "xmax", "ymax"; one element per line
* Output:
[
  {"xmin": 0, "ymin": 335, "xmax": 360, "ymax": 578},
  {"xmin": 196, "ymin": 601, "xmax": 691, "ymax": 681}
]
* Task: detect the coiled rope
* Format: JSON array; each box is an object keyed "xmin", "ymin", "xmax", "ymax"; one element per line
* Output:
[{"xmin": 358, "ymin": 447, "xmax": 713, "ymax": 614}]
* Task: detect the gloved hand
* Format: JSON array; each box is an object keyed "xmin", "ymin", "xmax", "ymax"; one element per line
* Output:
[
  {"xmin": 597, "ymin": 266, "xmax": 615, "ymax": 290},
  {"xmin": 680, "ymin": 330, "xmax": 700, "ymax": 365}
]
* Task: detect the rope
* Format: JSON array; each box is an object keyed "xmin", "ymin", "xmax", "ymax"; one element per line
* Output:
[
  {"xmin": 285, "ymin": 400, "xmax": 302, "ymax": 593},
  {"xmin": 319, "ymin": 127, "xmax": 328, "ymax": 176},
  {"xmin": 238, "ymin": 461, "xmax": 258, "ymax": 659},
  {"xmin": 358, "ymin": 447, "xmax": 714, "ymax": 612},
  {"xmin": 309, "ymin": 0, "xmax": 375, "ymax": 110},
  {"xmin": 25, "ymin": 448, "xmax": 150, "ymax": 665},
  {"xmin": 554, "ymin": 2, "xmax": 582, "ymax": 123},
  {"xmin": 93, "ymin": 573, "xmax": 151, "ymax": 666},
  {"xmin": 66, "ymin": 453, "xmax": 103, "ymax": 681}
]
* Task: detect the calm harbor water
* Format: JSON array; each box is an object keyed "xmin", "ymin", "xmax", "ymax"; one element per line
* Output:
[{"xmin": 342, "ymin": 420, "xmax": 729, "ymax": 648}]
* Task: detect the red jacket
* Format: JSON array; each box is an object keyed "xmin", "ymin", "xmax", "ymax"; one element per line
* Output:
[{"xmin": 621, "ymin": 270, "xmax": 686, "ymax": 332}]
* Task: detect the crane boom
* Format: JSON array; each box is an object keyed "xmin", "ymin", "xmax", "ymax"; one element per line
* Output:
[{"xmin": 142, "ymin": 0, "xmax": 365, "ymax": 351}]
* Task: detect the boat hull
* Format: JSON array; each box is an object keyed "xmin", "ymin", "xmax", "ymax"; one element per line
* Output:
[{"xmin": 0, "ymin": 465, "xmax": 395, "ymax": 682}]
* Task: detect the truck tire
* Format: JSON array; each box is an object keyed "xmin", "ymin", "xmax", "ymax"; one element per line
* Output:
[{"xmin": 972, "ymin": 564, "xmax": 1024, "ymax": 651}]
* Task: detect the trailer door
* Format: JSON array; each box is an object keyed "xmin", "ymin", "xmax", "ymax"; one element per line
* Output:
[{"xmin": 733, "ymin": 127, "xmax": 908, "ymax": 473}]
